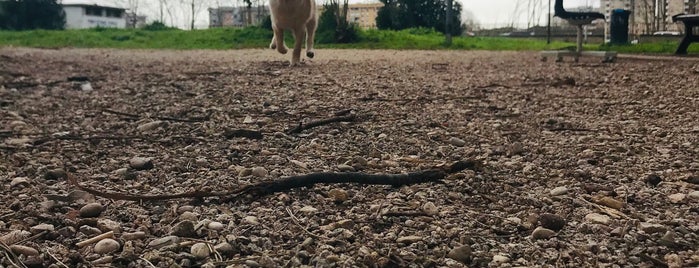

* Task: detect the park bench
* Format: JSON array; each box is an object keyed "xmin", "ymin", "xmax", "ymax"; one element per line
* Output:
[
  {"xmin": 672, "ymin": 14, "xmax": 699, "ymax": 55},
  {"xmin": 541, "ymin": 0, "xmax": 617, "ymax": 62}
]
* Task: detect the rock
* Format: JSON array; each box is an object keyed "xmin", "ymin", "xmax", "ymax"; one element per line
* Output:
[
  {"xmin": 685, "ymin": 175, "xmax": 699, "ymax": 185},
  {"xmin": 97, "ymin": 219, "xmax": 121, "ymax": 232},
  {"xmin": 147, "ymin": 236, "xmax": 180, "ymax": 249},
  {"xmin": 79, "ymin": 203, "xmax": 104, "ymax": 218},
  {"xmin": 447, "ymin": 245, "xmax": 472, "ymax": 264},
  {"xmin": 92, "ymin": 256, "xmax": 113, "ymax": 265},
  {"xmin": 396, "ymin": 236, "xmax": 422, "ymax": 244},
  {"xmin": 170, "ymin": 220, "xmax": 196, "ymax": 238},
  {"xmin": 337, "ymin": 164, "xmax": 355, "ymax": 172},
  {"xmin": 30, "ymin": 223, "xmax": 55, "ymax": 233},
  {"xmin": 179, "ymin": 211, "xmax": 199, "ymax": 222},
  {"xmin": 664, "ymin": 253, "xmax": 682, "ymax": 268},
  {"xmin": 594, "ymin": 196, "xmax": 625, "ymax": 210},
  {"xmin": 299, "ymin": 206, "xmax": 318, "ymax": 213},
  {"xmin": 190, "ymin": 243, "xmax": 211, "ymax": 259},
  {"xmin": 290, "ymin": 160, "xmax": 308, "ymax": 169},
  {"xmin": 659, "ymin": 231, "xmax": 676, "ymax": 247},
  {"xmin": 207, "ymin": 221, "xmax": 225, "ymax": 231},
  {"xmin": 0, "ymin": 230, "xmax": 31, "ymax": 245},
  {"xmin": 532, "ymin": 227, "xmax": 557, "ymax": 240},
  {"xmin": 79, "ymin": 226, "xmax": 102, "ymax": 236},
  {"xmin": 5, "ymin": 138, "xmax": 32, "ymax": 146},
  {"xmin": 550, "ymin": 186, "xmax": 568, "ymax": 196},
  {"xmin": 9, "ymin": 245, "xmax": 39, "ymax": 256},
  {"xmin": 122, "ymin": 231, "xmax": 146, "ymax": 241},
  {"xmin": 244, "ymin": 216, "xmax": 259, "ymax": 225},
  {"xmin": 238, "ymin": 168, "xmax": 253, "ymax": 177},
  {"xmin": 45, "ymin": 169, "xmax": 67, "ymax": 180},
  {"xmin": 10, "ymin": 177, "xmax": 30, "ymax": 188},
  {"xmin": 251, "ymin": 167, "xmax": 268, "ymax": 177},
  {"xmin": 492, "ymin": 254, "xmax": 511, "ymax": 264},
  {"xmin": 645, "ymin": 174, "xmax": 662, "ymax": 186},
  {"xmin": 322, "ymin": 219, "xmax": 355, "ymax": 231},
  {"xmin": 668, "ymin": 193, "xmax": 686, "ymax": 203},
  {"xmin": 449, "ymin": 137, "xmax": 466, "ymax": 147},
  {"xmin": 506, "ymin": 217, "xmax": 522, "ymax": 225},
  {"xmin": 638, "ymin": 222, "xmax": 667, "ymax": 234},
  {"xmin": 422, "ymin": 201, "xmax": 439, "ymax": 215},
  {"xmin": 136, "ymin": 121, "xmax": 165, "ymax": 132},
  {"xmin": 688, "ymin": 191, "xmax": 699, "ymax": 200},
  {"xmin": 94, "ymin": 239, "xmax": 120, "ymax": 254},
  {"xmin": 328, "ymin": 189, "xmax": 349, "ymax": 203},
  {"xmin": 214, "ymin": 242, "xmax": 234, "ymax": 255},
  {"xmin": 129, "ymin": 157, "xmax": 154, "ymax": 170},
  {"xmin": 584, "ymin": 213, "xmax": 610, "ymax": 225},
  {"xmin": 538, "ymin": 213, "xmax": 566, "ymax": 231},
  {"xmin": 80, "ymin": 82, "xmax": 93, "ymax": 91}
]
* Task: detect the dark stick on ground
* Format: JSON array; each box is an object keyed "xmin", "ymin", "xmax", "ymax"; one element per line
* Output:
[
  {"xmin": 102, "ymin": 109, "xmax": 210, "ymax": 123},
  {"xmin": 286, "ymin": 114, "xmax": 357, "ymax": 134}
]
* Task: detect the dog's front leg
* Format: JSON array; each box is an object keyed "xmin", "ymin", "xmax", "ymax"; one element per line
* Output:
[
  {"xmin": 290, "ymin": 27, "xmax": 305, "ymax": 66},
  {"xmin": 272, "ymin": 25, "xmax": 287, "ymax": 54}
]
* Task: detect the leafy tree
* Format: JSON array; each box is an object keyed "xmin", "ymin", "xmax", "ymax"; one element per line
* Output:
[
  {"xmin": 317, "ymin": 0, "xmax": 359, "ymax": 43},
  {"xmin": 0, "ymin": 0, "xmax": 65, "ymax": 30},
  {"xmin": 375, "ymin": 0, "xmax": 462, "ymax": 36}
]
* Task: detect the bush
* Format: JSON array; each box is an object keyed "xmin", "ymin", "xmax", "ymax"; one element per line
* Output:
[
  {"xmin": 143, "ymin": 21, "xmax": 176, "ymax": 31},
  {"xmin": 0, "ymin": 0, "xmax": 65, "ymax": 30},
  {"xmin": 316, "ymin": 0, "xmax": 360, "ymax": 44},
  {"xmin": 260, "ymin": 15, "xmax": 272, "ymax": 30}
]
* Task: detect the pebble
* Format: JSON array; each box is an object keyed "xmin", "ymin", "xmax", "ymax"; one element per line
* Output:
[
  {"xmin": 659, "ymin": 231, "xmax": 676, "ymax": 247},
  {"xmin": 550, "ymin": 186, "xmax": 568, "ymax": 196},
  {"xmin": 179, "ymin": 211, "xmax": 199, "ymax": 221},
  {"xmin": 30, "ymin": 223, "xmax": 55, "ymax": 233},
  {"xmin": 685, "ymin": 175, "xmax": 699, "ymax": 185},
  {"xmin": 449, "ymin": 137, "xmax": 466, "ymax": 147},
  {"xmin": 147, "ymin": 236, "xmax": 180, "ymax": 249},
  {"xmin": 638, "ymin": 222, "xmax": 667, "ymax": 234},
  {"xmin": 45, "ymin": 169, "xmax": 67, "ymax": 180},
  {"xmin": 10, "ymin": 177, "xmax": 30, "ymax": 188},
  {"xmin": 91, "ymin": 256, "xmax": 113, "ymax": 265},
  {"xmin": 668, "ymin": 193, "xmax": 686, "ymax": 203},
  {"xmin": 396, "ymin": 236, "xmax": 422, "ymax": 244},
  {"xmin": 645, "ymin": 174, "xmax": 662, "ymax": 186},
  {"xmin": 207, "ymin": 221, "xmax": 225, "ymax": 231},
  {"xmin": 81, "ymin": 82, "xmax": 93, "ymax": 91},
  {"xmin": 136, "ymin": 121, "xmax": 165, "ymax": 132},
  {"xmin": 290, "ymin": 160, "xmax": 308, "ymax": 169},
  {"xmin": 595, "ymin": 196, "xmax": 625, "ymax": 209},
  {"xmin": 538, "ymin": 213, "xmax": 566, "ymax": 231},
  {"xmin": 492, "ymin": 254, "xmax": 511, "ymax": 264},
  {"xmin": 532, "ymin": 227, "xmax": 557, "ymax": 240},
  {"xmin": 328, "ymin": 189, "xmax": 349, "ymax": 203},
  {"xmin": 97, "ymin": 219, "xmax": 121, "ymax": 232},
  {"xmin": 94, "ymin": 239, "xmax": 120, "ymax": 254},
  {"xmin": 337, "ymin": 164, "xmax": 355, "ymax": 172},
  {"xmin": 688, "ymin": 191, "xmax": 699, "ymax": 200},
  {"xmin": 244, "ymin": 216, "xmax": 259, "ymax": 225},
  {"xmin": 79, "ymin": 203, "xmax": 104, "ymax": 218},
  {"xmin": 584, "ymin": 213, "xmax": 610, "ymax": 225},
  {"xmin": 422, "ymin": 201, "xmax": 439, "ymax": 215},
  {"xmin": 214, "ymin": 242, "xmax": 234, "ymax": 255},
  {"xmin": 190, "ymin": 242, "xmax": 211, "ymax": 259},
  {"xmin": 129, "ymin": 157, "xmax": 154, "ymax": 170},
  {"xmin": 238, "ymin": 168, "xmax": 253, "ymax": 177},
  {"xmin": 170, "ymin": 220, "xmax": 196, "ymax": 237},
  {"xmin": 251, "ymin": 167, "xmax": 268, "ymax": 177},
  {"xmin": 447, "ymin": 245, "xmax": 472, "ymax": 264},
  {"xmin": 299, "ymin": 206, "xmax": 318, "ymax": 213},
  {"xmin": 122, "ymin": 231, "xmax": 146, "ymax": 241},
  {"xmin": 9, "ymin": 245, "xmax": 39, "ymax": 256}
]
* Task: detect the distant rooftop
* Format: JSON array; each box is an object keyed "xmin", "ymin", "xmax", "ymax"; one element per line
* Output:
[{"xmin": 60, "ymin": 0, "xmax": 125, "ymax": 10}]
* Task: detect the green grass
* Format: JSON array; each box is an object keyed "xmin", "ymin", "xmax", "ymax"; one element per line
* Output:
[{"xmin": 1, "ymin": 26, "xmax": 697, "ymax": 54}]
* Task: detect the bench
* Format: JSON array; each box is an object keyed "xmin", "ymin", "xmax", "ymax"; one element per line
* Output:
[{"xmin": 673, "ymin": 14, "xmax": 699, "ymax": 55}]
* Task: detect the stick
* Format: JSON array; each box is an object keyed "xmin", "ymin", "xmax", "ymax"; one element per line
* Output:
[
  {"xmin": 102, "ymin": 109, "xmax": 210, "ymax": 123},
  {"xmin": 286, "ymin": 114, "xmax": 357, "ymax": 134},
  {"xmin": 75, "ymin": 231, "xmax": 114, "ymax": 248}
]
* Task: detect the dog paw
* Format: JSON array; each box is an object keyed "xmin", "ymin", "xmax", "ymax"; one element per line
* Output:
[
  {"xmin": 277, "ymin": 46, "xmax": 288, "ymax": 54},
  {"xmin": 270, "ymin": 43, "xmax": 277, "ymax": 49},
  {"xmin": 306, "ymin": 50, "xmax": 315, "ymax": 58}
]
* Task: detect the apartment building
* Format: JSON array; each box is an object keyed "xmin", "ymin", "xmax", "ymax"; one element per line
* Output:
[
  {"xmin": 209, "ymin": 6, "xmax": 270, "ymax": 28},
  {"xmin": 347, "ymin": 3, "xmax": 383, "ymax": 29},
  {"xmin": 601, "ymin": 0, "xmax": 697, "ymax": 36}
]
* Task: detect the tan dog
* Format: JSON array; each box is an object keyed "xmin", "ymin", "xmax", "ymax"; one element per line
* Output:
[{"xmin": 268, "ymin": 0, "xmax": 317, "ymax": 66}]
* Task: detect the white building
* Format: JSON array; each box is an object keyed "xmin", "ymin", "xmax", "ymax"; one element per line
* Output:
[{"xmin": 61, "ymin": 0, "xmax": 127, "ymax": 29}]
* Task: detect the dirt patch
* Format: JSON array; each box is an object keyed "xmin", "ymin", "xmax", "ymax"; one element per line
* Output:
[{"xmin": 1, "ymin": 48, "xmax": 698, "ymax": 267}]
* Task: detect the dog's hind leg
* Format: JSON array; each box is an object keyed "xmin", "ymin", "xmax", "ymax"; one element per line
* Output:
[
  {"xmin": 305, "ymin": 17, "xmax": 317, "ymax": 58},
  {"xmin": 273, "ymin": 25, "xmax": 287, "ymax": 54},
  {"xmin": 290, "ymin": 27, "xmax": 305, "ymax": 66}
]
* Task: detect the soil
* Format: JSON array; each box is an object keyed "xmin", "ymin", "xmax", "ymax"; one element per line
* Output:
[{"xmin": 1, "ymin": 47, "xmax": 698, "ymax": 267}]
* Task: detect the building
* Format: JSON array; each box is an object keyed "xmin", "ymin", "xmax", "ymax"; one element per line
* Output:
[
  {"xmin": 601, "ymin": 0, "xmax": 698, "ymax": 36},
  {"xmin": 61, "ymin": 0, "xmax": 126, "ymax": 29},
  {"xmin": 125, "ymin": 12, "xmax": 147, "ymax": 28},
  {"xmin": 347, "ymin": 3, "xmax": 383, "ymax": 29},
  {"xmin": 209, "ymin": 6, "xmax": 270, "ymax": 27}
]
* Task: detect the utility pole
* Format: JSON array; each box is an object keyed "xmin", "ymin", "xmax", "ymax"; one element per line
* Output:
[
  {"xmin": 547, "ymin": 0, "xmax": 551, "ymax": 44},
  {"xmin": 446, "ymin": 0, "xmax": 452, "ymax": 45}
]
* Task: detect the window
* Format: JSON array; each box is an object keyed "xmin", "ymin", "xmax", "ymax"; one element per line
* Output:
[
  {"xmin": 105, "ymin": 8, "xmax": 123, "ymax": 18},
  {"xmin": 85, "ymin": 7, "xmax": 102, "ymax": 16}
]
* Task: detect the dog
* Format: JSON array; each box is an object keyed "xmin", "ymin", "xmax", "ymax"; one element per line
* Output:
[{"xmin": 268, "ymin": 0, "xmax": 317, "ymax": 66}]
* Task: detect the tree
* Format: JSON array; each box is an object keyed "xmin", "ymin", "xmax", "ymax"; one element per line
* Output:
[
  {"xmin": 375, "ymin": 0, "xmax": 463, "ymax": 36},
  {"xmin": 317, "ymin": 0, "xmax": 359, "ymax": 43},
  {"xmin": 0, "ymin": 0, "xmax": 65, "ymax": 30}
]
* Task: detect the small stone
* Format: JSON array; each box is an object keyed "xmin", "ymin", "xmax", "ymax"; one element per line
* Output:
[
  {"xmin": 147, "ymin": 236, "xmax": 180, "ymax": 249},
  {"xmin": 550, "ymin": 186, "xmax": 568, "ymax": 196},
  {"xmin": 179, "ymin": 211, "xmax": 199, "ymax": 221},
  {"xmin": 81, "ymin": 82, "xmax": 93, "ymax": 91},
  {"xmin": 9, "ymin": 245, "xmax": 39, "ymax": 256},
  {"xmin": 584, "ymin": 213, "xmax": 610, "ymax": 225},
  {"xmin": 92, "ymin": 256, "xmax": 113, "ymax": 265},
  {"xmin": 299, "ymin": 206, "xmax": 317, "ymax": 213},
  {"xmin": 638, "ymin": 222, "xmax": 667, "ymax": 234},
  {"xmin": 447, "ymin": 245, "xmax": 472, "ymax": 264},
  {"xmin": 492, "ymin": 254, "xmax": 510, "ymax": 264},
  {"xmin": 94, "ymin": 238, "xmax": 120, "ymax": 254},
  {"xmin": 532, "ymin": 227, "xmax": 557, "ymax": 240},
  {"xmin": 449, "ymin": 137, "xmax": 466, "ymax": 147},
  {"xmin": 129, "ymin": 157, "xmax": 154, "ymax": 170},
  {"xmin": 396, "ymin": 236, "xmax": 422, "ymax": 244},
  {"xmin": 122, "ymin": 232, "xmax": 146, "ymax": 241},
  {"xmin": 337, "ymin": 164, "xmax": 355, "ymax": 172},
  {"xmin": 685, "ymin": 175, "xmax": 699, "ymax": 185},
  {"xmin": 10, "ymin": 177, "xmax": 30, "ymax": 188},
  {"xmin": 136, "ymin": 121, "xmax": 165, "ymax": 132},
  {"xmin": 688, "ymin": 191, "xmax": 699, "ymax": 200},
  {"xmin": 645, "ymin": 174, "xmax": 662, "ymax": 186},
  {"xmin": 251, "ymin": 167, "xmax": 268, "ymax": 177},
  {"xmin": 505, "ymin": 217, "xmax": 522, "ymax": 225},
  {"xmin": 659, "ymin": 231, "xmax": 676, "ymax": 247},
  {"xmin": 243, "ymin": 116, "xmax": 254, "ymax": 124},
  {"xmin": 30, "ymin": 223, "xmax": 55, "ymax": 233},
  {"xmin": 215, "ymin": 242, "xmax": 234, "ymax": 255},
  {"xmin": 290, "ymin": 160, "xmax": 308, "ymax": 169},
  {"xmin": 244, "ymin": 260, "xmax": 260, "ymax": 267},
  {"xmin": 45, "ymin": 169, "xmax": 67, "ymax": 180},
  {"xmin": 79, "ymin": 203, "xmax": 104, "ymax": 218},
  {"xmin": 207, "ymin": 221, "xmax": 225, "ymax": 231},
  {"xmin": 422, "ymin": 201, "xmax": 439, "ymax": 215},
  {"xmin": 190, "ymin": 242, "xmax": 211, "ymax": 259},
  {"xmin": 5, "ymin": 138, "xmax": 32, "ymax": 146},
  {"xmin": 538, "ymin": 213, "xmax": 566, "ymax": 231},
  {"xmin": 238, "ymin": 168, "xmax": 253, "ymax": 177},
  {"xmin": 170, "ymin": 220, "xmax": 196, "ymax": 238},
  {"xmin": 97, "ymin": 219, "xmax": 121, "ymax": 232},
  {"xmin": 244, "ymin": 216, "xmax": 259, "ymax": 225},
  {"xmin": 328, "ymin": 189, "xmax": 349, "ymax": 203},
  {"xmin": 594, "ymin": 196, "xmax": 625, "ymax": 210},
  {"xmin": 668, "ymin": 193, "xmax": 686, "ymax": 203}
]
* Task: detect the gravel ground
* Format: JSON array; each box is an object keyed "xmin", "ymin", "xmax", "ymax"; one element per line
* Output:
[{"xmin": 1, "ymin": 47, "xmax": 698, "ymax": 267}]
